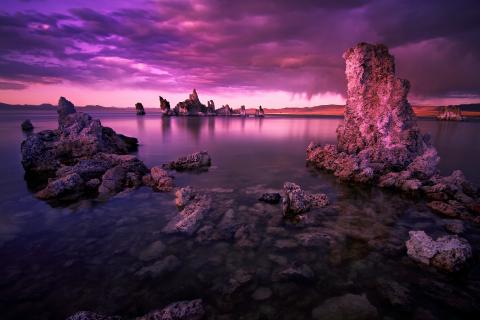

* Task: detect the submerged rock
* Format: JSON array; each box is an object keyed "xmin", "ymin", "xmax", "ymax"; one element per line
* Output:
[
  {"xmin": 20, "ymin": 97, "xmax": 146, "ymax": 203},
  {"xmin": 258, "ymin": 192, "xmax": 281, "ymax": 204},
  {"xmin": 163, "ymin": 151, "xmax": 211, "ymax": 171},
  {"xmin": 135, "ymin": 102, "xmax": 146, "ymax": 116},
  {"xmin": 175, "ymin": 186, "xmax": 195, "ymax": 207},
  {"xmin": 66, "ymin": 311, "xmax": 121, "ymax": 320},
  {"xmin": 21, "ymin": 119, "xmax": 34, "ymax": 132},
  {"xmin": 251, "ymin": 287, "xmax": 272, "ymax": 301},
  {"xmin": 282, "ymin": 182, "xmax": 329, "ymax": 216},
  {"xmin": 66, "ymin": 299, "xmax": 204, "ymax": 320},
  {"xmin": 138, "ymin": 299, "xmax": 205, "ymax": 320},
  {"xmin": 306, "ymin": 43, "xmax": 480, "ymax": 222},
  {"xmin": 312, "ymin": 293, "xmax": 378, "ymax": 320},
  {"xmin": 405, "ymin": 230, "xmax": 472, "ymax": 272},
  {"xmin": 163, "ymin": 190, "xmax": 211, "ymax": 235}
]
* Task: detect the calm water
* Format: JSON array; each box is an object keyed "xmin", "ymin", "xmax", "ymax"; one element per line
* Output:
[{"xmin": 0, "ymin": 111, "xmax": 479, "ymax": 319}]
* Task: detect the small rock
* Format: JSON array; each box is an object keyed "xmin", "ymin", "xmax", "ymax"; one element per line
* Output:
[
  {"xmin": 175, "ymin": 186, "xmax": 195, "ymax": 207},
  {"xmin": 258, "ymin": 193, "xmax": 281, "ymax": 204},
  {"xmin": 275, "ymin": 263, "xmax": 314, "ymax": 282},
  {"xmin": 136, "ymin": 255, "xmax": 180, "ymax": 278},
  {"xmin": 163, "ymin": 151, "xmax": 211, "ymax": 171},
  {"xmin": 150, "ymin": 166, "xmax": 174, "ymax": 192}
]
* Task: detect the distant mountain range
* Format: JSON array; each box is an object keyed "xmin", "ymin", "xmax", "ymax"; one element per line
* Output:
[{"xmin": 1, "ymin": 102, "xmax": 480, "ymax": 117}]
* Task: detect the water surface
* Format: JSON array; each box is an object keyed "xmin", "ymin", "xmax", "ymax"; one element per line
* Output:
[{"xmin": 0, "ymin": 111, "xmax": 479, "ymax": 319}]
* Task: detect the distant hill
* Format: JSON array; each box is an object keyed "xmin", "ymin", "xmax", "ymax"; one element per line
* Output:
[{"xmin": 1, "ymin": 102, "xmax": 479, "ymax": 118}]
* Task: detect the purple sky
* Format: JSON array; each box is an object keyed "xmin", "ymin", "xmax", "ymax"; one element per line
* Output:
[{"xmin": 0, "ymin": 0, "xmax": 479, "ymax": 108}]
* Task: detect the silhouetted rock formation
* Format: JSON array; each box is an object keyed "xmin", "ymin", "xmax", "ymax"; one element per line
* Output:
[
  {"xmin": 255, "ymin": 105, "xmax": 265, "ymax": 117},
  {"xmin": 206, "ymin": 100, "xmax": 216, "ymax": 115},
  {"xmin": 174, "ymin": 89, "xmax": 208, "ymax": 115},
  {"xmin": 216, "ymin": 104, "xmax": 233, "ymax": 116},
  {"xmin": 163, "ymin": 151, "xmax": 211, "ymax": 171},
  {"xmin": 240, "ymin": 105, "xmax": 247, "ymax": 117},
  {"xmin": 307, "ymin": 43, "xmax": 480, "ymax": 222},
  {"xmin": 21, "ymin": 119, "xmax": 34, "ymax": 131},
  {"xmin": 159, "ymin": 96, "xmax": 173, "ymax": 116},
  {"xmin": 437, "ymin": 105, "xmax": 463, "ymax": 121},
  {"xmin": 21, "ymin": 97, "xmax": 148, "ymax": 203},
  {"xmin": 135, "ymin": 102, "xmax": 146, "ymax": 115},
  {"xmin": 406, "ymin": 230, "xmax": 472, "ymax": 272}
]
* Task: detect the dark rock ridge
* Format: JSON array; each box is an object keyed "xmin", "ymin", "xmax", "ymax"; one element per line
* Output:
[
  {"xmin": 159, "ymin": 96, "xmax": 173, "ymax": 116},
  {"xmin": 135, "ymin": 102, "xmax": 146, "ymax": 116},
  {"xmin": 406, "ymin": 230, "xmax": 472, "ymax": 272},
  {"xmin": 163, "ymin": 151, "xmax": 211, "ymax": 171},
  {"xmin": 174, "ymin": 89, "xmax": 209, "ymax": 116},
  {"xmin": 21, "ymin": 119, "xmax": 34, "ymax": 131},
  {"xmin": 66, "ymin": 299, "xmax": 205, "ymax": 320},
  {"xmin": 21, "ymin": 97, "xmax": 149, "ymax": 202},
  {"xmin": 437, "ymin": 105, "xmax": 463, "ymax": 121},
  {"xmin": 306, "ymin": 43, "xmax": 480, "ymax": 222},
  {"xmin": 216, "ymin": 104, "xmax": 233, "ymax": 116}
]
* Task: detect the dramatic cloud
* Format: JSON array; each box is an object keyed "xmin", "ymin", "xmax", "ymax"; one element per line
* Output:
[{"xmin": 0, "ymin": 0, "xmax": 479, "ymax": 106}]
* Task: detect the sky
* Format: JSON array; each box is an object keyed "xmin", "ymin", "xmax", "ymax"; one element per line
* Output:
[{"xmin": 0, "ymin": 0, "xmax": 479, "ymax": 108}]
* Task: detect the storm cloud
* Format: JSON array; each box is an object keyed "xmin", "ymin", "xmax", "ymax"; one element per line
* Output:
[{"xmin": 0, "ymin": 0, "xmax": 479, "ymax": 104}]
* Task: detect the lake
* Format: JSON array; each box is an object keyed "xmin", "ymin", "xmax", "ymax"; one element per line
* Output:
[{"xmin": 0, "ymin": 111, "xmax": 479, "ymax": 319}]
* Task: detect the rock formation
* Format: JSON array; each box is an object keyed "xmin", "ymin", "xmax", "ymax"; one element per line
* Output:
[
  {"xmin": 135, "ymin": 102, "xmax": 146, "ymax": 115},
  {"xmin": 255, "ymin": 106, "xmax": 265, "ymax": 117},
  {"xmin": 163, "ymin": 151, "xmax": 211, "ymax": 171},
  {"xmin": 21, "ymin": 119, "xmax": 34, "ymax": 131},
  {"xmin": 21, "ymin": 97, "xmax": 149, "ymax": 203},
  {"xmin": 240, "ymin": 105, "xmax": 247, "ymax": 117},
  {"xmin": 206, "ymin": 100, "xmax": 216, "ymax": 115},
  {"xmin": 174, "ymin": 89, "xmax": 208, "ymax": 115},
  {"xmin": 282, "ymin": 182, "xmax": 329, "ymax": 216},
  {"xmin": 306, "ymin": 43, "xmax": 480, "ymax": 222},
  {"xmin": 159, "ymin": 96, "xmax": 173, "ymax": 116},
  {"xmin": 437, "ymin": 105, "xmax": 463, "ymax": 121},
  {"xmin": 216, "ymin": 104, "xmax": 233, "ymax": 116},
  {"xmin": 406, "ymin": 230, "xmax": 472, "ymax": 272}
]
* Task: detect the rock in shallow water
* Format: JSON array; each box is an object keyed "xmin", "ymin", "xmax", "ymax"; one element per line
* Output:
[
  {"xmin": 405, "ymin": 230, "xmax": 472, "ymax": 272},
  {"xmin": 21, "ymin": 97, "xmax": 146, "ymax": 203},
  {"xmin": 311, "ymin": 293, "xmax": 378, "ymax": 320},
  {"xmin": 21, "ymin": 119, "xmax": 34, "ymax": 132},
  {"xmin": 282, "ymin": 182, "xmax": 329, "ymax": 216},
  {"xmin": 163, "ymin": 151, "xmax": 211, "ymax": 171}
]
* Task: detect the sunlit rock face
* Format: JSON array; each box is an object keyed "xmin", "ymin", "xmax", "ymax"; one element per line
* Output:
[
  {"xmin": 307, "ymin": 43, "xmax": 480, "ymax": 222},
  {"xmin": 307, "ymin": 43, "xmax": 438, "ymax": 182},
  {"xmin": 174, "ymin": 89, "xmax": 208, "ymax": 115}
]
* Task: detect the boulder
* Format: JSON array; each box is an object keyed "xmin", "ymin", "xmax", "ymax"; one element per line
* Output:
[
  {"xmin": 282, "ymin": 182, "xmax": 329, "ymax": 216},
  {"xmin": 36, "ymin": 173, "xmax": 84, "ymax": 200},
  {"xmin": 163, "ymin": 151, "xmax": 211, "ymax": 171},
  {"xmin": 21, "ymin": 119, "xmax": 34, "ymax": 131},
  {"xmin": 148, "ymin": 167, "xmax": 174, "ymax": 192},
  {"xmin": 175, "ymin": 186, "xmax": 195, "ymax": 207},
  {"xmin": 163, "ymin": 194, "xmax": 211, "ymax": 235},
  {"xmin": 405, "ymin": 230, "xmax": 472, "ymax": 272}
]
